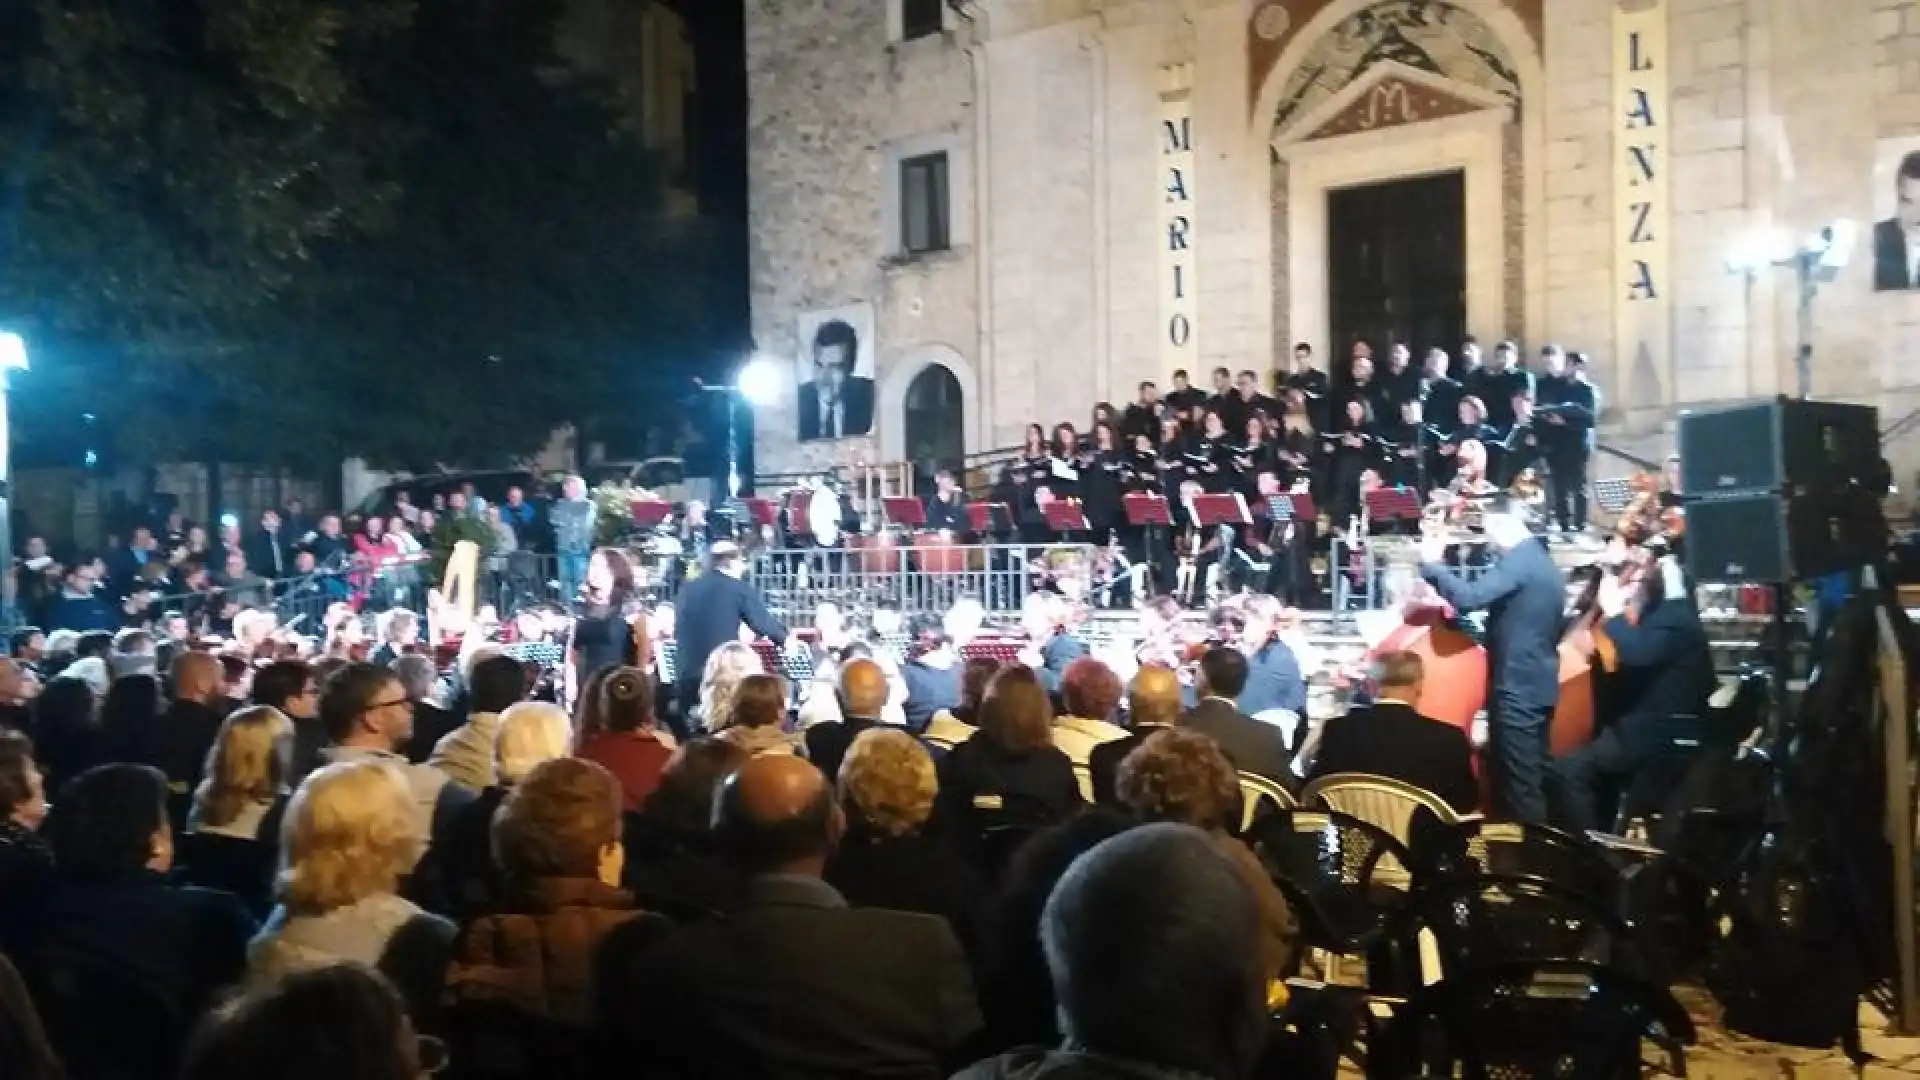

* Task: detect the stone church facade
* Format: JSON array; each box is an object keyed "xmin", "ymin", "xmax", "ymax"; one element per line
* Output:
[{"xmin": 746, "ymin": 0, "xmax": 1920, "ymax": 484}]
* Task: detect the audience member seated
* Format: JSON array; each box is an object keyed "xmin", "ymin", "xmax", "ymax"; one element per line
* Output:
[
  {"xmin": 27, "ymin": 763, "xmax": 256, "ymax": 1079},
  {"xmin": 957, "ymin": 824, "xmax": 1271, "ymax": 1080},
  {"xmin": 441, "ymin": 701, "xmax": 574, "ymax": 917},
  {"xmin": 900, "ymin": 617, "xmax": 963, "ymax": 734},
  {"xmin": 178, "ymin": 706, "xmax": 294, "ymax": 917},
  {"xmin": 430, "ymin": 653, "xmax": 527, "ymax": 793},
  {"xmin": 622, "ymin": 737, "xmax": 750, "ymax": 919},
  {"xmin": 30, "ymin": 676, "xmax": 99, "ymax": 797},
  {"xmin": 179, "ymin": 963, "xmax": 440, "ymax": 1080},
  {"xmin": 318, "ymin": 662, "xmax": 471, "ymax": 862},
  {"xmin": 251, "ymin": 660, "xmax": 324, "ymax": 782},
  {"xmin": 1088, "ymin": 664, "xmax": 1183, "ymax": 808},
  {"xmin": 936, "ymin": 668, "xmax": 1084, "ymax": 873},
  {"xmin": 0, "ymin": 951, "xmax": 59, "ymax": 1080},
  {"xmin": 715, "ymin": 673, "xmax": 805, "ymax": 758},
  {"xmin": 96, "ymin": 673, "xmax": 164, "ymax": 780},
  {"xmin": 154, "ymin": 652, "xmax": 227, "ymax": 793},
  {"xmin": 393, "ymin": 655, "xmax": 458, "ymax": 767},
  {"xmin": 804, "ymin": 657, "xmax": 888, "ymax": 781},
  {"xmin": 446, "ymin": 758, "xmax": 670, "ymax": 1075},
  {"xmin": 1308, "ymin": 650, "xmax": 1480, "ymax": 814},
  {"xmin": 0, "ymin": 730, "xmax": 52, "ymax": 952},
  {"xmin": 248, "ymin": 760, "xmax": 456, "ymax": 1024},
  {"xmin": 825, "ymin": 728, "xmax": 991, "ymax": 971},
  {"xmin": 1050, "ymin": 657, "xmax": 1130, "ymax": 774},
  {"xmin": 923, "ymin": 656, "xmax": 999, "ymax": 758},
  {"xmin": 576, "ymin": 667, "xmax": 674, "ymax": 813},
  {"xmin": 611, "ymin": 755, "xmax": 981, "ymax": 1078},
  {"xmin": 1184, "ymin": 647, "xmax": 1296, "ymax": 792},
  {"xmin": 695, "ymin": 641, "xmax": 762, "ymax": 733},
  {"xmin": 1115, "ymin": 729, "xmax": 1299, "ymax": 980}
]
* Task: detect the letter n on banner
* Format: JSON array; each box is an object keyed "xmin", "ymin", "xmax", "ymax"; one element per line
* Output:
[
  {"xmin": 1159, "ymin": 64, "xmax": 1198, "ymax": 373},
  {"xmin": 1613, "ymin": 0, "xmax": 1671, "ymax": 412}
]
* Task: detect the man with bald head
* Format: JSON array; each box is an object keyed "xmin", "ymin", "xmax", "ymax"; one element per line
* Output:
[
  {"xmin": 151, "ymin": 650, "xmax": 228, "ymax": 790},
  {"xmin": 1088, "ymin": 663, "xmax": 1183, "ymax": 807},
  {"xmin": 612, "ymin": 755, "xmax": 981, "ymax": 1077},
  {"xmin": 803, "ymin": 656, "xmax": 889, "ymax": 782},
  {"xmin": 956, "ymin": 823, "xmax": 1269, "ymax": 1080}
]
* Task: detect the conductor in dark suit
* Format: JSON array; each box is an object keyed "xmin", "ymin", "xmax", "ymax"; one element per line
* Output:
[
  {"xmin": 1419, "ymin": 499, "xmax": 1565, "ymax": 823},
  {"xmin": 1547, "ymin": 551, "xmax": 1713, "ymax": 833},
  {"xmin": 797, "ymin": 318, "xmax": 876, "ymax": 440},
  {"xmin": 671, "ymin": 542, "xmax": 790, "ymax": 734},
  {"xmin": 609, "ymin": 755, "xmax": 982, "ymax": 1078},
  {"xmin": 1308, "ymin": 651, "xmax": 1479, "ymax": 814},
  {"xmin": 1874, "ymin": 150, "xmax": 1920, "ymax": 291},
  {"xmin": 1182, "ymin": 647, "xmax": 1296, "ymax": 791}
]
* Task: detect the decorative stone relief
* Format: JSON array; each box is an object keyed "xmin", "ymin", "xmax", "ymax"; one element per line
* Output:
[
  {"xmin": 1301, "ymin": 72, "xmax": 1489, "ymax": 140},
  {"xmin": 1271, "ymin": 0, "xmax": 1520, "ymax": 136},
  {"xmin": 1249, "ymin": 0, "xmax": 1540, "ymax": 108}
]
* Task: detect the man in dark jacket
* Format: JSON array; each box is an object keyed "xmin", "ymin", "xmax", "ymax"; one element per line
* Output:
[
  {"xmin": 1308, "ymin": 651, "xmax": 1479, "ymax": 814},
  {"xmin": 1182, "ymin": 648, "xmax": 1295, "ymax": 791},
  {"xmin": 1547, "ymin": 553, "xmax": 1713, "ymax": 833},
  {"xmin": 610, "ymin": 755, "xmax": 980, "ymax": 1078},
  {"xmin": 671, "ymin": 543, "xmax": 789, "ymax": 737},
  {"xmin": 1534, "ymin": 346, "xmax": 1601, "ymax": 534},
  {"xmin": 1419, "ymin": 499, "xmax": 1565, "ymax": 823}
]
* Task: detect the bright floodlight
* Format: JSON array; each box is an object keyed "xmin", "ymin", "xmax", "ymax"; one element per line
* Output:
[
  {"xmin": 736, "ymin": 355, "xmax": 783, "ymax": 407},
  {"xmin": 1723, "ymin": 228, "xmax": 1794, "ymax": 275},
  {"xmin": 0, "ymin": 332, "xmax": 27, "ymax": 373}
]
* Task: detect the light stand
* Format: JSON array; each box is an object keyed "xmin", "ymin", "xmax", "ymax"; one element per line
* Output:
[
  {"xmin": 0, "ymin": 334, "xmax": 27, "ymax": 627},
  {"xmin": 1724, "ymin": 220, "xmax": 1856, "ymax": 399}
]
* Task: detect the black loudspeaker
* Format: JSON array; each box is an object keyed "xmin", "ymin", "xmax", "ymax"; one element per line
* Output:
[
  {"xmin": 1677, "ymin": 397, "xmax": 1884, "ymax": 497},
  {"xmin": 1684, "ymin": 491, "xmax": 1887, "ymax": 582}
]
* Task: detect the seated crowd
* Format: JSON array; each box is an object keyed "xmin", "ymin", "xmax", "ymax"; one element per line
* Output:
[{"xmin": 0, "ymin": 573, "xmax": 1585, "ymax": 1080}]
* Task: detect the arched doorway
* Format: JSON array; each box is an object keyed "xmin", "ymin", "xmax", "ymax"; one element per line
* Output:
[{"xmin": 903, "ymin": 365, "xmax": 964, "ymax": 496}]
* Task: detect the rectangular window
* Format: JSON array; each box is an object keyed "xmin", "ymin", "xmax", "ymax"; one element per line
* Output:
[
  {"xmin": 900, "ymin": 152, "xmax": 950, "ymax": 256},
  {"xmin": 901, "ymin": 0, "xmax": 943, "ymax": 41}
]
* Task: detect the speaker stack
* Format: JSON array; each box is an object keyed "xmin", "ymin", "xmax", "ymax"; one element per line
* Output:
[{"xmin": 1677, "ymin": 397, "xmax": 1888, "ymax": 583}]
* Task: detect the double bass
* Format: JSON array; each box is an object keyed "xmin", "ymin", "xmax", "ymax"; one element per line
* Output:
[{"xmin": 1552, "ymin": 474, "xmax": 1682, "ymax": 754}]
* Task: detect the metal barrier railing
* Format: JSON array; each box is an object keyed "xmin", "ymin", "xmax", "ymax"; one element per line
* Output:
[{"xmin": 747, "ymin": 542, "xmax": 1096, "ymax": 627}]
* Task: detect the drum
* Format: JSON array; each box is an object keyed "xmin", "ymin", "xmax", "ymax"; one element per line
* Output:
[
  {"xmin": 848, "ymin": 531, "xmax": 902, "ymax": 574},
  {"xmin": 914, "ymin": 531, "xmax": 973, "ymax": 574}
]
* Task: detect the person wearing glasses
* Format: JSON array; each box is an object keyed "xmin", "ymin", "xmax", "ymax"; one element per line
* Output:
[{"xmin": 316, "ymin": 662, "xmax": 474, "ymax": 862}]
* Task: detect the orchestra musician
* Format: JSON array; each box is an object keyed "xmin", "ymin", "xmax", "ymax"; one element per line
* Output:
[
  {"xmin": 1020, "ymin": 591, "xmax": 1089, "ymax": 697},
  {"xmin": 1417, "ymin": 497, "xmax": 1566, "ymax": 823},
  {"xmin": 924, "ymin": 468, "xmax": 969, "ymax": 536},
  {"xmin": 1546, "ymin": 536, "xmax": 1712, "ymax": 833},
  {"xmin": 1537, "ymin": 348, "xmax": 1601, "ymax": 534}
]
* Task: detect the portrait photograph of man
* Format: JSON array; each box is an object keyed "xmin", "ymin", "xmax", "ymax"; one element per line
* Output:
[
  {"xmin": 796, "ymin": 303, "xmax": 877, "ymax": 441},
  {"xmin": 1874, "ymin": 143, "xmax": 1920, "ymax": 292}
]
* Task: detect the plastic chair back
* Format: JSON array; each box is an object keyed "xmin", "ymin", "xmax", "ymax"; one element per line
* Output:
[
  {"xmin": 1239, "ymin": 771, "xmax": 1297, "ymax": 833},
  {"xmin": 1302, "ymin": 773, "xmax": 1461, "ymax": 887}
]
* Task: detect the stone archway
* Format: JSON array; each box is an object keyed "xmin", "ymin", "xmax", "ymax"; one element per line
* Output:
[
  {"xmin": 1250, "ymin": 0, "xmax": 1546, "ymax": 347},
  {"xmin": 902, "ymin": 366, "xmax": 964, "ymax": 496},
  {"xmin": 876, "ymin": 343, "xmax": 980, "ymax": 467}
]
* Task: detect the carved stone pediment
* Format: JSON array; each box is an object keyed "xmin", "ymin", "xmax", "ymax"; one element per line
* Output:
[{"xmin": 1303, "ymin": 72, "xmax": 1488, "ymax": 140}]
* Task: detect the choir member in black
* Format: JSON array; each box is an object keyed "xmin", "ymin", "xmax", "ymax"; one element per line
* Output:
[
  {"xmin": 1457, "ymin": 335, "xmax": 1486, "ymax": 383},
  {"xmin": 1204, "ymin": 367, "xmax": 1242, "ymax": 435},
  {"xmin": 1323, "ymin": 396, "xmax": 1376, "ymax": 524},
  {"xmin": 1497, "ymin": 395, "xmax": 1545, "ymax": 488},
  {"xmin": 1156, "ymin": 415, "xmax": 1194, "ymax": 491},
  {"xmin": 924, "ymin": 468, "xmax": 969, "ymax": 536},
  {"xmin": 1374, "ymin": 399, "xmax": 1426, "ymax": 489},
  {"xmin": 1121, "ymin": 381, "xmax": 1163, "ymax": 445},
  {"xmin": 1192, "ymin": 410, "xmax": 1235, "ymax": 494},
  {"xmin": 1349, "ymin": 353, "xmax": 1387, "ymax": 423},
  {"xmin": 1275, "ymin": 390, "xmax": 1320, "ymax": 493},
  {"xmin": 1378, "ymin": 342, "xmax": 1421, "ymax": 415},
  {"xmin": 1019, "ymin": 423, "xmax": 1049, "ymax": 479},
  {"xmin": 1231, "ymin": 415, "xmax": 1273, "ymax": 497},
  {"xmin": 1420, "ymin": 346, "xmax": 1463, "ymax": 431},
  {"xmin": 1282, "ymin": 342, "xmax": 1331, "ymax": 429},
  {"xmin": 1435, "ymin": 394, "xmax": 1499, "ymax": 489},
  {"xmin": 1536, "ymin": 348, "xmax": 1601, "ymax": 533},
  {"xmin": 1078, "ymin": 422, "xmax": 1124, "ymax": 543},
  {"xmin": 990, "ymin": 464, "xmax": 1041, "ymax": 544},
  {"xmin": 1232, "ymin": 370, "xmax": 1276, "ymax": 427},
  {"xmin": 1470, "ymin": 340, "xmax": 1534, "ymax": 435},
  {"xmin": 1047, "ymin": 423, "xmax": 1084, "ymax": 507},
  {"xmin": 1165, "ymin": 368, "xmax": 1206, "ymax": 415},
  {"xmin": 1088, "ymin": 402, "xmax": 1120, "ymax": 442}
]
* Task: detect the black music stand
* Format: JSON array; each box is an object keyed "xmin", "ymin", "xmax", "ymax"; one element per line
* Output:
[
  {"xmin": 1363, "ymin": 487, "xmax": 1422, "ymax": 530},
  {"xmin": 967, "ymin": 501, "xmax": 1012, "ymax": 536},
  {"xmin": 1124, "ymin": 493, "xmax": 1173, "ymax": 594},
  {"xmin": 630, "ymin": 499, "xmax": 673, "ymax": 530},
  {"xmin": 1043, "ymin": 500, "xmax": 1091, "ymax": 540},
  {"xmin": 882, "ymin": 496, "xmax": 926, "ymax": 530}
]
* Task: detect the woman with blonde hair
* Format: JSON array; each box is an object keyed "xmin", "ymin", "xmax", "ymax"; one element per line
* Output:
[
  {"xmin": 248, "ymin": 760, "xmax": 455, "ymax": 1019},
  {"xmin": 175, "ymin": 706, "xmax": 295, "ymax": 914},
  {"xmin": 697, "ymin": 640, "xmax": 762, "ymax": 732},
  {"xmin": 714, "ymin": 674, "xmax": 803, "ymax": 757}
]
